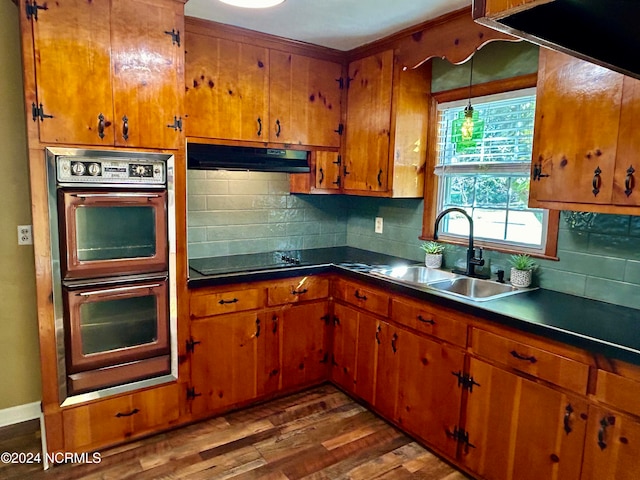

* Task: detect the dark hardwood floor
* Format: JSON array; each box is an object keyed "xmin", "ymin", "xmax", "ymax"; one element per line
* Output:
[{"xmin": 0, "ymin": 385, "xmax": 469, "ymax": 480}]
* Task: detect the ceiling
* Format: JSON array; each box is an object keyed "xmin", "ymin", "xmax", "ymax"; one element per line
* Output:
[{"xmin": 185, "ymin": 0, "xmax": 471, "ymax": 51}]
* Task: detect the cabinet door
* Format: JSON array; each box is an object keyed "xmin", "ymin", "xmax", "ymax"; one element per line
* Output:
[
  {"xmin": 31, "ymin": 0, "xmax": 115, "ymax": 145},
  {"xmin": 461, "ymin": 358, "xmax": 588, "ymax": 480},
  {"xmin": 344, "ymin": 50, "xmax": 393, "ymax": 193},
  {"xmin": 270, "ymin": 51, "xmax": 342, "ymax": 147},
  {"xmin": 374, "ymin": 320, "xmax": 400, "ymax": 420},
  {"xmin": 582, "ymin": 405, "xmax": 640, "ymax": 480},
  {"xmin": 190, "ymin": 312, "xmax": 260, "ymax": 415},
  {"xmin": 315, "ymin": 151, "xmax": 341, "ymax": 190},
  {"xmin": 331, "ymin": 303, "xmax": 358, "ymax": 393},
  {"xmin": 111, "ymin": 0, "xmax": 183, "ymax": 149},
  {"xmin": 612, "ymin": 75, "xmax": 640, "ymax": 206},
  {"xmin": 280, "ymin": 302, "xmax": 329, "ymax": 390},
  {"xmin": 257, "ymin": 311, "xmax": 281, "ymax": 398},
  {"xmin": 354, "ymin": 311, "xmax": 378, "ymax": 405},
  {"xmin": 185, "ymin": 33, "xmax": 269, "ymax": 142},
  {"xmin": 530, "ymin": 49, "xmax": 623, "ymax": 205},
  {"xmin": 396, "ymin": 334, "xmax": 465, "ymax": 458}
]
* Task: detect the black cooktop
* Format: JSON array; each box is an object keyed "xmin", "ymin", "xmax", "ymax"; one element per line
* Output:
[{"xmin": 189, "ymin": 250, "xmax": 315, "ymax": 276}]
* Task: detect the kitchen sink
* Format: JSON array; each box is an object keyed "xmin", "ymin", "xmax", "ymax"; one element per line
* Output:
[
  {"xmin": 370, "ymin": 266, "xmax": 533, "ymax": 302},
  {"xmin": 370, "ymin": 265, "xmax": 460, "ymax": 284}
]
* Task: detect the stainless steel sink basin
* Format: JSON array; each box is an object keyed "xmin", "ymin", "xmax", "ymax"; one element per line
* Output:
[
  {"xmin": 370, "ymin": 265, "xmax": 533, "ymax": 302},
  {"xmin": 370, "ymin": 265, "xmax": 460, "ymax": 284},
  {"xmin": 426, "ymin": 276, "xmax": 527, "ymax": 301}
]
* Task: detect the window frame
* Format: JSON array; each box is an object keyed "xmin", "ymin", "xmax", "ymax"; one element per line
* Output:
[{"xmin": 421, "ymin": 72, "xmax": 559, "ymax": 260}]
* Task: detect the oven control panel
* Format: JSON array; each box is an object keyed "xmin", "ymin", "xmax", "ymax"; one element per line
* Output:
[{"xmin": 57, "ymin": 157, "xmax": 166, "ymax": 185}]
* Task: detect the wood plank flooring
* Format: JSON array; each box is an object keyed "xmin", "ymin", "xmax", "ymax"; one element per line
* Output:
[{"xmin": 0, "ymin": 385, "xmax": 469, "ymax": 480}]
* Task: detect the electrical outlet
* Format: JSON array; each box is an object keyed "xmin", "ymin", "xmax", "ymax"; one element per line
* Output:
[
  {"xmin": 18, "ymin": 225, "xmax": 33, "ymax": 245},
  {"xmin": 375, "ymin": 217, "xmax": 383, "ymax": 234}
]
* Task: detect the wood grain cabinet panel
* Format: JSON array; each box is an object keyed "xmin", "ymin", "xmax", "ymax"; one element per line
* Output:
[
  {"xmin": 62, "ymin": 383, "xmax": 179, "ymax": 451},
  {"xmin": 314, "ymin": 151, "xmax": 342, "ymax": 191},
  {"xmin": 331, "ymin": 302, "xmax": 359, "ymax": 393},
  {"xmin": 185, "ymin": 32, "xmax": 269, "ymax": 142},
  {"xmin": 582, "ymin": 405, "xmax": 640, "ymax": 480},
  {"xmin": 343, "ymin": 50, "xmax": 429, "ymax": 197},
  {"xmin": 390, "ymin": 297, "xmax": 468, "ymax": 347},
  {"xmin": 189, "ymin": 287, "xmax": 263, "ymax": 318},
  {"xmin": 595, "ymin": 369, "xmax": 640, "ymax": 418},
  {"xmin": 470, "ymin": 327, "xmax": 589, "ymax": 393},
  {"xmin": 529, "ymin": 49, "xmax": 640, "ymax": 211},
  {"xmin": 267, "ymin": 276, "xmax": 329, "ymax": 306},
  {"xmin": 461, "ymin": 358, "xmax": 588, "ymax": 480},
  {"xmin": 28, "ymin": 0, "xmax": 184, "ymax": 149},
  {"xmin": 333, "ymin": 278, "xmax": 390, "ymax": 317}
]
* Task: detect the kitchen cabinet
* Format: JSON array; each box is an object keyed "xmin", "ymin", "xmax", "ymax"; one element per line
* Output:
[
  {"xmin": 343, "ymin": 49, "xmax": 429, "ymax": 197},
  {"xmin": 280, "ymin": 302, "xmax": 330, "ymax": 390},
  {"xmin": 25, "ymin": 0, "xmax": 184, "ymax": 149},
  {"xmin": 315, "ymin": 151, "xmax": 342, "ymax": 191},
  {"xmin": 330, "ymin": 302, "xmax": 359, "ymax": 393},
  {"xmin": 529, "ymin": 48, "xmax": 640, "ymax": 212},
  {"xmin": 185, "ymin": 26, "xmax": 342, "ymax": 147},
  {"xmin": 582, "ymin": 405, "xmax": 640, "ymax": 480},
  {"xmin": 62, "ymin": 383, "xmax": 179, "ymax": 451}
]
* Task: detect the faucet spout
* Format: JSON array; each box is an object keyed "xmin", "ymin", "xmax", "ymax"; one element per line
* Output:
[{"xmin": 433, "ymin": 207, "xmax": 488, "ymax": 279}]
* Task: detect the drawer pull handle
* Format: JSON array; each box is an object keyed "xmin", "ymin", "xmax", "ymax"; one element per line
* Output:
[
  {"xmin": 115, "ymin": 408, "xmax": 139, "ymax": 418},
  {"xmin": 510, "ymin": 350, "xmax": 537, "ymax": 363},
  {"xmin": 375, "ymin": 324, "xmax": 381, "ymax": 344},
  {"xmin": 255, "ymin": 318, "xmax": 261, "ymax": 338},
  {"xmin": 625, "ymin": 165, "xmax": 635, "ymax": 197},
  {"xmin": 391, "ymin": 333, "xmax": 398, "ymax": 353},
  {"xmin": 592, "ymin": 166, "xmax": 602, "ymax": 196},
  {"xmin": 218, "ymin": 298, "xmax": 238, "ymax": 305},
  {"xmin": 318, "ymin": 168, "xmax": 324, "ymax": 185},
  {"xmin": 272, "ymin": 315, "xmax": 278, "ymax": 334},
  {"xmin": 417, "ymin": 315, "xmax": 435, "ymax": 325},
  {"xmin": 354, "ymin": 290, "xmax": 367, "ymax": 301},
  {"xmin": 564, "ymin": 404, "xmax": 574, "ymax": 434},
  {"xmin": 291, "ymin": 288, "xmax": 308, "ymax": 295}
]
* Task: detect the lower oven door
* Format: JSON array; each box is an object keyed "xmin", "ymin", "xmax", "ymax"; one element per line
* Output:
[{"xmin": 63, "ymin": 278, "xmax": 170, "ymax": 394}]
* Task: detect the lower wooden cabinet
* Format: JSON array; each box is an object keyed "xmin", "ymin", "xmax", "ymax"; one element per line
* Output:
[
  {"xmin": 461, "ymin": 357, "xmax": 588, "ymax": 480},
  {"xmin": 280, "ymin": 302, "xmax": 330, "ymax": 390},
  {"xmin": 582, "ymin": 405, "xmax": 640, "ymax": 480},
  {"xmin": 331, "ymin": 302, "xmax": 359, "ymax": 392},
  {"xmin": 62, "ymin": 383, "xmax": 179, "ymax": 451}
]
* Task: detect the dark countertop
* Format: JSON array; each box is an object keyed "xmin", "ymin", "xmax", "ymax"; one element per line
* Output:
[{"xmin": 188, "ymin": 246, "xmax": 640, "ymax": 366}]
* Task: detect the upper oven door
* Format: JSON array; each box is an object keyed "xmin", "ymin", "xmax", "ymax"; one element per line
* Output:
[{"xmin": 58, "ymin": 190, "xmax": 168, "ymax": 279}]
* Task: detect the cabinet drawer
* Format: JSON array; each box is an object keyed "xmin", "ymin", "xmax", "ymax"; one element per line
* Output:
[
  {"xmin": 470, "ymin": 328, "xmax": 589, "ymax": 393},
  {"xmin": 595, "ymin": 370, "xmax": 640, "ymax": 417},
  {"xmin": 268, "ymin": 277, "xmax": 329, "ymax": 306},
  {"xmin": 190, "ymin": 287, "xmax": 263, "ymax": 318},
  {"xmin": 62, "ymin": 383, "xmax": 179, "ymax": 451},
  {"xmin": 391, "ymin": 297, "xmax": 467, "ymax": 347},
  {"xmin": 334, "ymin": 279, "xmax": 389, "ymax": 317}
]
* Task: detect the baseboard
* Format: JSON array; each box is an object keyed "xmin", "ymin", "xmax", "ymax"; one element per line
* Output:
[{"xmin": 0, "ymin": 401, "xmax": 41, "ymax": 428}]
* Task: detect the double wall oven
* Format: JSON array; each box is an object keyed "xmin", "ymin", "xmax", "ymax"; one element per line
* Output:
[{"xmin": 46, "ymin": 148, "xmax": 177, "ymax": 405}]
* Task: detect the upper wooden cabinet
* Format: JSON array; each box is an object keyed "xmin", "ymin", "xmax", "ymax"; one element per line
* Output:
[
  {"xmin": 185, "ymin": 27, "xmax": 342, "ymax": 147},
  {"xmin": 343, "ymin": 50, "xmax": 429, "ymax": 197},
  {"xmin": 24, "ymin": 0, "xmax": 185, "ymax": 149},
  {"xmin": 529, "ymin": 48, "xmax": 640, "ymax": 213}
]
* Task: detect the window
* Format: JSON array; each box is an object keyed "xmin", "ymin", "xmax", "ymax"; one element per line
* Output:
[{"xmin": 434, "ymin": 88, "xmax": 550, "ymax": 254}]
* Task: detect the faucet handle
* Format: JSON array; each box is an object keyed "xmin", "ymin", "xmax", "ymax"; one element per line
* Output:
[{"xmin": 476, "ymin": 247, "xmax": 483, "ymax": 259}]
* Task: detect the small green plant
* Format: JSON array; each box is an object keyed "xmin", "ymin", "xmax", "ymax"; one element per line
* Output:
[
  {"xmin": 420, "ymin": 241, "xmax": 445, "ymax": 255},
  {"xmin": 509, "ymin": 253, "xmax": 537, "ymax": 271}
]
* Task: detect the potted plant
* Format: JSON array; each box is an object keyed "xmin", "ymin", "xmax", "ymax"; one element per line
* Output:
[
  {"xmin": 420, "ymin": 241, "xmax": 445, "ymax": 268},
  {"xmin": 509, "ymin": 253, "xmax": 536, "ymax": 288}
]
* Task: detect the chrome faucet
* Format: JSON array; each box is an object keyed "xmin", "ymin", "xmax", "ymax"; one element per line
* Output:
[{"xmin": 433, "ymin": 207, "xmax": 489, "ymax": 279}]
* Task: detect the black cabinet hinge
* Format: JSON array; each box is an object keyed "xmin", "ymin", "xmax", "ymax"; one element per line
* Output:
[
  {"xmin": 186, "ymin": 337, "xmax": 201, "ymax": 354},
  {"xmin": 26, "ymin": 1, "xmax": 47, "ymax": 21},
  {"xmin": 334, "ymin": 123, "xmax": 344, "ymax": 135},
  {"xmin": 446, "ymin": 426, "xmax": 476, "ymax": 450},
  {"xmin": 452, "ymin": 371, "xmax": 481, "ymax": 392},
  {"xmin": 321, "ymin": 314, "xmax": 331, "ymax": 325},
  {"xmin": 332, "ymin": 176, "xmax": 341, "ymax": 187},
  {"xmin": 186, "ymin": 386, "xmax": 202, "ymax": 401},
  {"xmin": 335, "ymin": 77, "xmax": 344, "ymax": 90},
  {"xmin": 31, "ymin": 102, "xmax": 53, "ymax": 122},
  {"xmin": 333, "ymin": 155, "xmax": 342, "ymax": 166},
  {"xmin": 164, "ymin": 29, "xmax": 181, "ymax": 47},
  {"xmin": 167, "ymin": 116, "xmax": 183, "ymax": 132}
]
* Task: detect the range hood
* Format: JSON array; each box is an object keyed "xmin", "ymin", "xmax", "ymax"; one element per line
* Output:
[
  {"xmin": 473, "ymin": 0, "xmax": 640, "ymax": 81},
  {"xmin": 187, "ymin": 143, "xmax": 310, "ymax": 173}
]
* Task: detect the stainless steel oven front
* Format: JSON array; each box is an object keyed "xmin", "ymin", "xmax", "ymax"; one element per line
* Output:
[{"xmin": 46, "ymin": 147, "xmax": 177, "ymax": 406}]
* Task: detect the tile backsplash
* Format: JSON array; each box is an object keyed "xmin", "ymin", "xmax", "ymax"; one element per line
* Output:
[{"xmin": 187, "ymin": 174, "xmax": 640, "ymax": 309}]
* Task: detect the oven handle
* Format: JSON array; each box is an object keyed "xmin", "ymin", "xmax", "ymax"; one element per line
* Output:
[
  {"xmin": 70, "ymin": 193, "xmax": 162, "ymax": 199},
  {"xmin": 78, "ymin": 283, "xmax": 162, "ymax": 297}
]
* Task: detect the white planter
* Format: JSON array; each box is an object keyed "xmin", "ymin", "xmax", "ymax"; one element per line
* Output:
[
  {"xmin": 510, "ymin": 267, "xmax": 532, "ymax": 288},
  {"xmin": 425, "ymin": 253, "xmax": 443, "ymax": 268}
]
